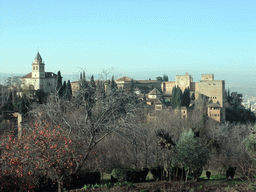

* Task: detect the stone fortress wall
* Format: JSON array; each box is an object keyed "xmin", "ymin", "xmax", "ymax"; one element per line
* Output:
[{"xmin": 162, "ymin": 73, "xmax": 225, "ymax": 122}]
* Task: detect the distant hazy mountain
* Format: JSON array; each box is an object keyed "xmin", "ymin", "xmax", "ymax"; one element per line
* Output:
[{"xmin": 0, "ymin": 72, "xmax": 25, "ymax": 85}]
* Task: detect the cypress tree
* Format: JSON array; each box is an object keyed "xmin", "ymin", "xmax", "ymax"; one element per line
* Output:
[
  {"xmin": 130, "ymin": 79, "xmax": 135, "ymax": 93},
  {"xmin": 182, "ymin": 87, "xmax": 190, "ymax": 107},
  {"xmin": 59, "ymin": 81, "xmax": 66, "ymax": 98},
  {"xmin": 90, "ymin": 75, "xmax": 96, "ymax": 89},
  {"xmin": 56, "ymin": 71, "xmax": 62, "ymax": 93},
  {"xmin": 111, "ymin": 76, "xmax": 117, "ymax": 91},
  {"xmin": 171, "ymin": 85, "xmax": 182, "ymax": 108},
  {"xmin": 163, "ymin": 74, "xmax": 168, "ymax": 81},
  {"xmin": 64, "ymin": 80, "xmax": 72, "ymax": 100},
  {"xmin": 83, "ymin": 72, "xmax": 86, "ymax": 81}
]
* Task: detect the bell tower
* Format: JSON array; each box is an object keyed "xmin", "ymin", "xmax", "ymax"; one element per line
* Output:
[{"xmin": 32, "ymin": 52, "xmax": 45, "ymax": 78}]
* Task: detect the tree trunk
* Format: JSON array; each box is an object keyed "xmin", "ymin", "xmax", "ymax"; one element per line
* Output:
[{"xmin": 58, "ymin": 181, "xmax": 61, "ymax": 192}]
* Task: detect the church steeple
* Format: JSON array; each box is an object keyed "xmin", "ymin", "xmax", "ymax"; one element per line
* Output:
[
  {"xmin": 35, "ymin": 52, "xmax": 42, "ymax": 61},
  {"xmin": 32, "ymin": 52, "xmax": 45, "ymax": 79}
]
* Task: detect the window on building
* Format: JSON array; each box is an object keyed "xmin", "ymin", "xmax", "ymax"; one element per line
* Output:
[
  {"xmin": 33, "ymin": 67, "xmax": 35, "ymax": 70},
  {"xmin": 36, "ymin": 66, "xmax": 38, "ymax": 70}
]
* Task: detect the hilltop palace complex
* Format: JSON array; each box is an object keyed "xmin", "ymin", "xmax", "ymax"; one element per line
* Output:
[{"xmin": 17, "ymin": 52, "xmax": 225, "ymax": 122}]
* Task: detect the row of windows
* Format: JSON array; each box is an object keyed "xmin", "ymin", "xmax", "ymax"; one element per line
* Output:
[
  {"xmin": 33, "ymin": 66, "xmax": 44, "ymax": 70},
  {"xmin": 206, "ymin": 96, "xmax": 217, "ymax": 99},
  {"xmin": 209, "ymin": 114, "xmax": 220, "ymax": 117},
  {"xmin": 210, "ymin": 107, "xmax": 220, "ymax": 110}
]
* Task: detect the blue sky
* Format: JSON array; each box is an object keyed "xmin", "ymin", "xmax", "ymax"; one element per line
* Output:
[{"xmin": 1, "ymin": 0, "xmax": 256, "ymax": 84}]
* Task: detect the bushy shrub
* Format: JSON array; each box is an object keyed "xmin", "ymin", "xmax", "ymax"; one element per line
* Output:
[
  {"xmin": 111, "ymin": 168, "xmax": 133, "ymax": 182},
  {"xmin": 149, "ymin": 166, "xmax": 164, "ymax": 181},
  {"xmin": 173, "ymin": 129, "xmax": 210, "ymax": 180},
  {"xmin": 111, "ymin": 168, "xmax": 149, "ymax": 183}
]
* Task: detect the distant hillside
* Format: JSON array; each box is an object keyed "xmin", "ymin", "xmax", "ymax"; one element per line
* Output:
[{"xmin": 0, "ymin": 73, "xmax": 25, "ymax": 85}]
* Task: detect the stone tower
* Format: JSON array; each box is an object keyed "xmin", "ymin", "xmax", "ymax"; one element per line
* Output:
[
  {"xmin": 31, "ymin": 52, "xmax": 45, "ymax": 90},
  {"xmin": 32, "ymin": 52, "xmax": 45, "ymax": 79}
]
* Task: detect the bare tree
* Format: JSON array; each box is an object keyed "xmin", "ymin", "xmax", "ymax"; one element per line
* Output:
[{"xmin": 27, "ymin": 76, "xmax": 145, "ymax": 175}]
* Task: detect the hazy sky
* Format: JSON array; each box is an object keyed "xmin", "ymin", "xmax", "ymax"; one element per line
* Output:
[{"xmin": 1, "ymin": 0, "xmax": 256, "ymax": 83}]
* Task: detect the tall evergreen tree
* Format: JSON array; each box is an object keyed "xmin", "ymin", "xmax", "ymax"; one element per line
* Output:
[
  {"xmin": 56, "ymin": 71, "xmax": 62, "ymax": 93},
  {"xmin": 80, "ymin": 73, "xmax": 82, "ymax": 81},
  {"xmin": 182, "ymin": 87, "xmax": 190, "ymax": 107},
  {"xmin": 110, "ymin": 76, "xmax": 117, "ymax": 91},
  {"xmin": 163, "ymin": 74, "xmax": 168, "ymax": 82},
  {"xmin": 171, "ymin": 85, "xmax": 182, "ymax": 108},
  {"xmin": 59, "ymin": 81, "xmax": 66, "ymax": 98},
  {"xmin": 130, "ymin": 79, "xmax": 135, "ymax": 93},
  {"xmin": 90, "ymin": 75, "xmax": 96, "ymax": 89},
  {"xmin": 83, "ymin": 72, "xmax": 86, "ymax": 81},
  {"xmin": 64, "ymin": 80, "xmax": 72, "ymax": 100}
]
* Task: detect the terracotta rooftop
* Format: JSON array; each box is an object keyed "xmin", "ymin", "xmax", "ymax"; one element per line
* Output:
[
  {"xmin": 148, "ymin": 88, "xmax": 161, "ymax": 95},
  {"xmin": 136, "ymin": 80, "xmax": 160, "ymax": 83},
  {"xmin": 21, "ymin": 73, "xmax": 32, "ymax": 78},
  {"xmin": 21, "ymin": 72, "xmax": 57, "ymax": 79},
  {"xmin": 116, "ymin": 76, "xmax": 132, "ymax": 81}
]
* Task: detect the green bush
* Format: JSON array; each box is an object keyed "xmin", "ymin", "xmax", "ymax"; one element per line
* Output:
[
  {"xmin": 111, "ymin": 168, "xmax": 133, "ymax": 182},
  {"xmin": 173, "ymin": 129, "xmax": 210, "ymax": 180},
  {"xmin": 111, "ymin": 168, "xmax": 150, "ymax": 183}
]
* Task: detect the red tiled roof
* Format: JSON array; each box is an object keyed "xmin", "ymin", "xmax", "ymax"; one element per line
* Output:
[
  {"xmin": 116, "ymin": 76, "xmax": 132, "ymax": 81},
  {"xmin": 148, "ymin": 88, "xmax": 161, "ymax": 95},
  {"xmin": 21, "ymin": 72, "xmax": 32, "ymax": 78},
  {"xmin": 21, "ymin": 72, "xmax": 57, "ymax": 79}
]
